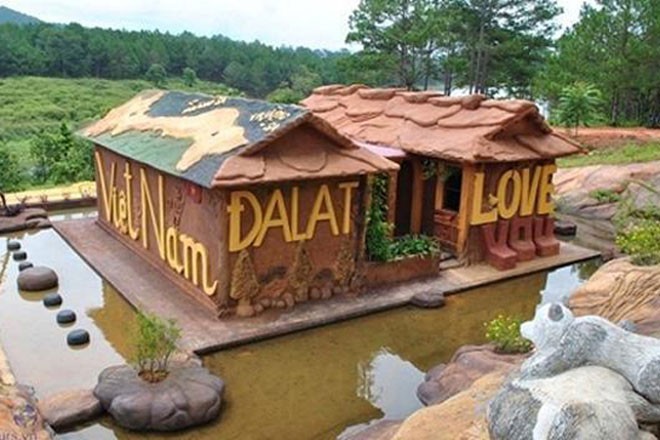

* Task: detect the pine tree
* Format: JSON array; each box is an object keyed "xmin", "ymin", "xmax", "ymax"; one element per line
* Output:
[
  {"xmin": 288, "ymin": 241, "xmax": 314, "ymax": 302},
  {"xmin": 230, "ymin": 250, "xmax": 261, "ymax": 316}
]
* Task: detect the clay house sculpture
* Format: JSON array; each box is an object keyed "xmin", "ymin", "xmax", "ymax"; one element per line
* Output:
[
  {"xmin": 301, "ymin": 85, "xmax": 583, "ymax": 271},
  {"xmin": 81, "ymin": 90, "xmax": 398, "ymax": 317}
]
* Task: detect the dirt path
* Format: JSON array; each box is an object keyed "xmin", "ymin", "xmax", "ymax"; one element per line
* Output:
[{"xmin": 554, "ymin": 127, "xmax": 660, "ymax": 149}]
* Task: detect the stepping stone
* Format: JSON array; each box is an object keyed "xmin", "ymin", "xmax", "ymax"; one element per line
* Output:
[
  {"xmin": 17, "ymin": 266, "xmax": 58, "ymax": 291},
  {"xmin": 12, "ymin": 251, "xmax": 27, "ymax": 261},
  {"xmin": 555, "ymin": 220, "xmax": 578, "ymax": 236},
  {"xmin": 57, "ymin": 310, "xmax": 77, "ymax": 325},
  {"xmin": 43, "ymin": 293, "xmax": 63, "ymax": 307},
  {"xmin": 18, "ymin": 262, "xmax": 33, "ymax": 272},
  {"xmin": 411, "ymin": 291, "xmax": 446, "ymax": 309},
  {"xmin": 6, "ymin": 241, "xmax": 20, "ymax": 251},
  {"xmin": 67, "ymin": 329, "xmax": 90, "ymax": 346}
]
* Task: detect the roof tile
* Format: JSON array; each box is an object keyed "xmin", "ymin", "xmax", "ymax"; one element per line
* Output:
[{"xmin": 301, "ymin": 85, "xmax": 582, "ymax": 163}]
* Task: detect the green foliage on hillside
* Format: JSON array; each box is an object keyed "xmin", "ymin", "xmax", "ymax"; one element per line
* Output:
[
  {"xmin": 536, "ymin": 0, "xmax": 660, "ymax": 127},
  {"xmin": 0, "ymin": 21, "xmax": 355, "ymax": 98},
  {"xmin": 0, "ymin": 76, "xmax": 237, "ymax": 190}
]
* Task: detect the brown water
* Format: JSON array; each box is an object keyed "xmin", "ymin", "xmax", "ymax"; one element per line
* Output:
[{"xmin": 0, "ymin": 214, "xmax": 598, "ymax": 440}]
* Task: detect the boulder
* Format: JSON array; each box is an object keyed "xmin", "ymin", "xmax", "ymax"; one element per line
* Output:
[
  {"xmin": 489, "ymin": 366, "xmax": 660, "ymax": 440},
  {"xmin": 416, "ymin": 344, "xmax": 526, "ymax": 406},
  {"xmin": 94, "ymin": 362, "xmax": 224, "ymax": 431},
  {"xmin": 392, "ymin": 370, "xmax": 509, "ymax": 440},
  {"xmin": 569, "ymin": 258, "xmax": 660, "ymax": 337},
  {"xmin": 410, "ymin": 291, "xmax": 445, "ymax": 309},
  {"xmin": 0, "ymin": 207, "xmax": 49, "ymax": 234},
  {"xmin": 38, "ymin": 389, "xmax": 103, "ymax": 430},
  {"xmin": 17, "ymin": 266, "xmax": 58, "ymax": 291}
]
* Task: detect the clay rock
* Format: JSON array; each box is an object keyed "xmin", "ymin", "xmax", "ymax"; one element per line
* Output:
[
  {"xmin": 38, "ymin": 389, "xmax": 102, "ymax": 430},
  {"xmin": 94, "ymin": 362, "xmax": 224, "ymax": 431},
  {"xmin": 17, "ymin": 266, "xmax": 59, "ymax": 291},
  {"xmin": 489, "ymin": 366, "xmax": 660, "ymax": 440},
  {"xmin": 521, "ymin": 303, "xmax": 660, "ymax": 405},
  {"xmin": 0, "ymin": 384, "xmax": 51, "ymax": 440},
  {"xmin": 391, "ymin": 369, "xmax": 509, "ymax": 440},
  {"xmin": 416, "ymin": 344, "xmax": 526, "ymax": 406},
  {"xmin": 341, "ymin": 420, "xmax": 402, "ymax": 440},
  {"xmin": 410, "ymin": 291, "xmax": 445, "ymax": 309},
  {"xmin": 569, "ymin": 258, "xmax": 660, "ymax": 337}
]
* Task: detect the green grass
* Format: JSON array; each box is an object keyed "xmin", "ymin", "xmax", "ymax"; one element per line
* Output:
[
  {"xmin": 0, "ymin": 76, "xmax": 238, "ymax": 166},
  {"xmin": 558, "ymin": 142, "xmax": 660, "ymax": 168}
]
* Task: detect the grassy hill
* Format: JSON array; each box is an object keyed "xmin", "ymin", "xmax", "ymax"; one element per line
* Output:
[
  {"xmin": 0, "ymin": 6, "xmax": 40, "ymax": 25},
  {"xmin": 0, "ymin": 76, "xmax": 238, "ymax": 169}
]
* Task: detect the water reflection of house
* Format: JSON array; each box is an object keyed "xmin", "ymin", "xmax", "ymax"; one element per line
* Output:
[{"xmin": 302, "ymin": 85, "xmax": 582, "ymax": 270}]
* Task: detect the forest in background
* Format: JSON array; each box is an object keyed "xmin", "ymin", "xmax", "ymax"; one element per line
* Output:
[{"xmin": 0, "ymin": 0, "xmax": 659, "ymax": 191}]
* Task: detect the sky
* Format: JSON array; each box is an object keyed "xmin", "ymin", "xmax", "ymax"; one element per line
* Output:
[{"xmin": 5, "ymin": 0, "xmax": 590, "ymax": 50}]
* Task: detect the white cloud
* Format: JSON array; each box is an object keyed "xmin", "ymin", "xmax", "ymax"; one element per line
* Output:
[{"xmin": 3, "ymin": 0, "xmax": 589, "ymax": 49}]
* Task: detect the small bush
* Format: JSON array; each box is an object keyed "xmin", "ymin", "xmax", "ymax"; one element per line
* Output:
[
  {"xmin": 484, "ymin": 315, "xmax": 533, "ymax": 354},
  {"xmin": 616, "ymin": 219, "xmax": 660, "ymax": 266},
  {"xmin": 390, "ymin": 234, "xmax": 439, "ymax": 259},
  {"xmin": 590, "ymin": 188, "xmax": 621, "ymax": 204},
  {"xmin": 134, "ymin": 312, "xmax": 181, "ymax": 383}
]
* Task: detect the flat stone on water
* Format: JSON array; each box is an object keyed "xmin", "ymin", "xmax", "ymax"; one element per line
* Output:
[
  {"xmin": 67, "ymin": 329, "xmax": 90, "ymax": 346},
  {"xmin": 57, "ymin": 310, "xmax": 77, "ymax": 324},
  {"xmin": 17, "ymin": 266, "xmax": 59, "ymax": 291},
  {"xmin": 43, "ymin": 293, "xmax": 63, "ymax": 307},
  {"xmin": 18, "ymin": 261, "xmax": 33, "ymax": 272},
  {"xmin": 12, "ymin": 251, "xmax": 27, "ymax": 261}
]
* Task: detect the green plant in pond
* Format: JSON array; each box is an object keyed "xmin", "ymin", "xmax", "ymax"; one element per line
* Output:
[
  {"xmin": 134, "ymin": 312, "xmax": 181, "ymax": 383},
  {"xmin": 589, "ymin": 188, "xmax": 622, "ymax": 204},
  {"xmin": 390, "ymin": 234, "xmax": 439, "ymax": 259},
  {"xmin": 484, "ymin": 315, "xmax": 533, "ymax": 354}
]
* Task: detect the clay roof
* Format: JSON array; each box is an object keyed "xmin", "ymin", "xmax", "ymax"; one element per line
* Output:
[
  {"xmin": 301, "ymin": 85, "xmax": 583, "ymax": 163},
  {"xmin": 81, "ymin": 90, "xmax": 397, "ymax": 188}
]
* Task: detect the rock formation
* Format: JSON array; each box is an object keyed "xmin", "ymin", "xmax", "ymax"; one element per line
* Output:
[
  {"xmin": 94, "ymin": 362, "xmax": 224, "ymax": 432},
  {"xmin": 569, "ymin": 258, "xmax": 660, "ymax": 337},
  {"xmin": 488, "ymin": 303, "xmax": 660, "ymax": 440}
]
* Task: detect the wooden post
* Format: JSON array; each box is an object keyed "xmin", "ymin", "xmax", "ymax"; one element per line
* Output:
[
  {"xmin": 386, "ymin": 170, "xmax": 398, "ymax": 233},
  {"xmin": 410, "ymin": 159, "xmax": 424, "ymax": 234},
  {"xmin": 456, "ymin": 164, "xmax": 476, "ymax": 255}
]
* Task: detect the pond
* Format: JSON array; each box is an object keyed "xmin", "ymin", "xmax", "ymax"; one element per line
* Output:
[{"xmin": 0, "ymin": 211, "xmax": 600, "ymax": 440}]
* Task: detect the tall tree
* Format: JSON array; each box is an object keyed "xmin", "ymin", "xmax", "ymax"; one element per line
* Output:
[{"xmin": 347, "ymin": 0, "xmax": 439, "ymax": 89}]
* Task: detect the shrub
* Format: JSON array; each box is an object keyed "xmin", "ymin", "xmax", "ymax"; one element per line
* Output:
[
  {"xmin": 590, "ymin": 188, "xmax": 621, "ymax": 204},
  {"xmin": 134, "ymin": 312, "xmax": 181, "ymax": 383},
  {"xmin": 484, "ymin": 315, "xmax": 533, "ymax": 354},
  {"xmin": 616, "ymin": 219, "xmax": 660, "ymax": 266},
  {"xmin": 390, "ymin": 234, "xmax": 439, "ymax": 259},
  {"xmin": 0, "ymin": 145, "xmax": 25, "ymax": 192}
]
